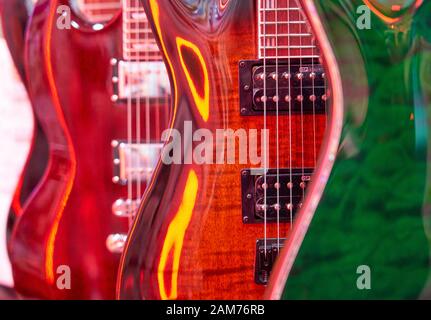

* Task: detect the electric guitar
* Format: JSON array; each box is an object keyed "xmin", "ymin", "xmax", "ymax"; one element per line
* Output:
[
  {"xmin": 0, "ymin": 0, "xmax": 32, "ymax": 82},
  {"xmin": 118, "ymin": 0, "xmax": 329, "ymax": 299},
  {"xmin": 0, "ymin": 0, "xmax": 49, "ymax": 237},
  {"xmin": 0, "ymin": 0, "xmax": 35, "ymax": 289},
  {"xmin": 9, "ymin": 0, "xmax": 170, "ymax": 299},
  {"xmin": 267, "ymin": 0, "xmax": 431, "ymax": 299}
]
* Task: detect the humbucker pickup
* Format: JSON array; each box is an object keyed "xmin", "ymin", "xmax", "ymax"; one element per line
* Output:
[
  {"xmin": 239, "ymin": 59, "xmax": 326, "ymax": 115},
  {"xmin": 255, "ymin": 238, "xmax": 285, "ymax": 285},
  {"xmin": 241, "ymin": 168, "xmax": 313, "ymax": 224},
  {"xmin": 111, "ymin": 59, "xmax": 170, "ymax": 101},
  {"xmin": 111, "ymin": 140, "xmax": 163, "ymax": 185}
]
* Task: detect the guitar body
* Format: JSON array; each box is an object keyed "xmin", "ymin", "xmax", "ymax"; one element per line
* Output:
[
  {"xmin": 0, "ymin": 0, "xmax": 30, "ymax": 82},
  {"xmin": 0, "ymin": 0, "xmax": 49, "ymax": 234},
  {"xmin": 10, "ymin": 0, "xmax": 168, "ymax": 299},
  {"xmin": 118, "ymin": 0, "xmax": 326, "ymax": 299},
  {"xmin": 268, "ymin": 0, "xmax": 431, "ymax": 299}
]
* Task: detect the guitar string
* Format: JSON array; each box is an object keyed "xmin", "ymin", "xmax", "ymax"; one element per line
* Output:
[
  {"xmin": 136, "ymin": 0, "xmax": 143, "ymax": 227},
  {"xmin": 155, "ymin": 55, "xmax": 160, "ymax": 143},
  {"xmin": 262, "ymin": 0, "xmax": 268, "ymax": 256},
  {"xmin": 144, "ymin": 2, "xmax": 151, "ymax": 192},
  {"xmin": 126, "ymin": 0, "xmax": 133, "ymax": 227},
  {"xmin": 298, "ymin": 1, "xmax": 305, "ymax": 208},
  {"xmin": 275, "ymin": 0, "xmax": 280, "ymax": 253},
  {"xmin": 154, "ymin": 35, "xmax": 161, "ymax": 144},
  {"xmin": 287, "ymin": 0, "xmax": 293, "ymax": 231},
  {"xmin": 311, "ymin": 8, "xmax": 317, "ymax": 168},
  {"xmin": 145, "ymin": 7, "xmax": 153, "ymax": 186},
  {"xmin": 132, "ymin": 0, "xmax": 137, "ymax": 227}
]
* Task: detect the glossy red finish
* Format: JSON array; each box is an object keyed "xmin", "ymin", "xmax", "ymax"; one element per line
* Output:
[
  {"xmin": 118, "ymin": 0, "xmax": 326, "ymax": 299},
  {"xmin": 0, "ymin": 0, "xmax": 49, "ymax": 238},
  {"xmin": 9, "ymin": 0, "xmax": 169, "ymax": 299},
  {"xmin": 0, "ymin": 0, "xmax": 29, "ymax": 82}
]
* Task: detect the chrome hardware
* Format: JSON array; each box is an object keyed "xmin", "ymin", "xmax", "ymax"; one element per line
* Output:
[
  {"xmin": 255, "ymin": 73, "xmax": 265, "ymax": 81},
  {"xmin": 106, "ymin": 234, "xmax": 127, "ymax": 254},
  {"xmin": 112, "ymin": 60, "xmax": 170, "ymax": 100},
  {"xmin": 239, "ymin": 59, "xmax": 326, "ymax": 115},
  {"xmin": 112, "ymin": 198, "xmax": 140, "ymax": 218},
  {"xmin": 282, "ymin": 72, "xmax": 291, "ymax": 80},
  {"xmin": 241, "ymin": 168, "xmax": 314, "ymax": 224},
  {"xmin": 255, "ymin": 239, "xmax": 285, "ymax": 285},
  {"xmin": 112, "ymin": 141, "xmax": 163, "ymax": 185}
]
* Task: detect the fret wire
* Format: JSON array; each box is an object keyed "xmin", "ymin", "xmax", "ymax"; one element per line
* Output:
[
  {"xmin": 79, "ymin": 0, "xmax": 121, "ymax": 22},
  {"xmin": 125, "ymin": 48, "xmax": 160, "ymax": 53},
  {"xmin": 257, "ymin": 0, "xmax": 319, "ymax": 59},
  {"xmin": 122, "ymin": 0, "xmax": 161, "ymax": 61},
  {"xmin": 85, "ymin": 13, "xmax": 117, "ymax": 20},
  {"xmin": 260, "ymin": 55, "xmax": 320, "ymax": 58},
  {"xmin": 260, "ymin": 33, "xmax": 312, "ymax": 37},
  {"xmin": 124, "ymin": 18, "xmax": 149, "ymax": 23},
  {"xmin": 261, "ymin": 45, "xmax": 316, "ymax": 49},
  {"xmin": 259, "ymin": 21, "xmax": 306, "ymax": 24},
  {"xmin": 81, "ymin": 2, "xmax": 121, "ymax": 10},
  {"xmin": 123, "ymin": 28, "xmax": 154, "ymax": 33},
  {"xmin": 259, "ymin": 8, "xmax": 300, "ymax": 11}
]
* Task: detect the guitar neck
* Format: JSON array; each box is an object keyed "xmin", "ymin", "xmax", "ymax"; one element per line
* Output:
[
  {"xmin": 258, "ymin": 0, "xmax": 318, "ymax": 59},
  {"xmin": 122, "ymin": 0, "xmax": 161, "ymax": 61},
  {"xmin": 77, "ymin": 0, "xmax": 121, "ymax": 22}
]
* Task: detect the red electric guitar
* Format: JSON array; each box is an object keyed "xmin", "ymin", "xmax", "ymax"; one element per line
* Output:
[
  {"xmin": 118, "ymin": 0, "xmax": 329, "ymax": 299},
  {"xmin": 0, "ymin": 0, "xmax": 49, "ymax": 238},
  {"xmin": 9, "ymin": 0, "xmax": 170, "ymax": 299},
  {"xmin": 0, "ymin": 0, "xmax": 33, "ymax": 83}
]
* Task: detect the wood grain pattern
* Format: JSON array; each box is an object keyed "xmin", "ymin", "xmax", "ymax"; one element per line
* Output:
[{"xmin": 118, "ymin": 0, "xmax": 326, "ymax": 299}]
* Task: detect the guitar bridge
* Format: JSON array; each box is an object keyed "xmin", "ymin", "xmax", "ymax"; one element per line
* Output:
[{"xmin": 255, "ymin": 238, "xmax": 285, "ymax": 285}]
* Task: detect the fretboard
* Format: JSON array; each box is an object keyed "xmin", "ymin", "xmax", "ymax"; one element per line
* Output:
[
  {"xmin": 77, "ymin": 0, "xmax": 121, "ymax": 22},
  {"xmin": 258, "ymin": 0, "xmax": 318, "ymax": 59},
  {"xmin": 122, "ymin": 0, "xmax": 162, "ymax": 61}
]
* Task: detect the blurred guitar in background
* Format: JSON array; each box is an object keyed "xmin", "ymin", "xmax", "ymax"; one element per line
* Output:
[
  {"xmin": 0, "ymin": 0, "xmax": 49, "ymax": 245},
  {"xmin": 0, "ymin": 0, "xmax": 35, "ymax": 289},
  {"xmin": 9, "ymin": 0, "xmax": 170, "ymax": 299}
]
